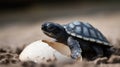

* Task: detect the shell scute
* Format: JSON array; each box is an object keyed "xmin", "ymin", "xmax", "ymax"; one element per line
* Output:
[
  {"xmin": 75, "ymin": 26, "xmax": 82, "ymax": 35},
  {"xmin": 89, "ymin": 29, "xmax": 97, "ymax": 38},
  {"xmin": 83, "ymin": 26, "xmax": 90, "ymax": 37},
  {"xmin": 83, "ymin": 22, "xmax": 93, "ymax": 28},
  {"xmin": 73, "ymin": 21, "xmax": 82, "ymax": 25}
]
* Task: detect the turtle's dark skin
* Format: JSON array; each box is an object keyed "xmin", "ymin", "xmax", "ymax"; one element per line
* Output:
[{"xmin": 41, "ymin": 21, "xmax": 113, "ymax": 60}]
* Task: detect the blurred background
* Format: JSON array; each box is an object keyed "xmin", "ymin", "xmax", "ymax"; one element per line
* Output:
[{"xmin": 0, "ymin": 0, "xmax": 120, "ymax": 48}]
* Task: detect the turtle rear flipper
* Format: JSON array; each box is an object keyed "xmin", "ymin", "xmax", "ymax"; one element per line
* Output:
[{"xmin": 91, "ymin": 45, "xmax": 103, "ymax": 60}]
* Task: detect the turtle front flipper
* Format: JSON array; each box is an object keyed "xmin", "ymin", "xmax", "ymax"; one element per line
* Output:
[{"xmin": 67, "ymin": 37, "xmax": 82, "ymax": 60}]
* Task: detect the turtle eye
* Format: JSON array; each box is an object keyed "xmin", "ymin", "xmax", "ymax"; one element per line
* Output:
[{"xmin": 47, "ymin": 26, "xmax": 55, "ymax": 31}]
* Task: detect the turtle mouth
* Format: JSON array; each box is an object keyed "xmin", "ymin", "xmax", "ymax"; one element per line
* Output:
[{"xmin": 43, "ymin": 31, "xmax": 55, "ymax": 38}]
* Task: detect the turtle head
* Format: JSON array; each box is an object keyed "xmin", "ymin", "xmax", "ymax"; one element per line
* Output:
[{"xmin": 41, "ymin": 22, "xmax": 66, "ymax": 39}]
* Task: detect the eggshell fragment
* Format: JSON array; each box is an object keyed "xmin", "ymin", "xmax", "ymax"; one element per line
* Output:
[{"xmin": 19, "ymin": 40, "xmax": 82, "ymax": 64}]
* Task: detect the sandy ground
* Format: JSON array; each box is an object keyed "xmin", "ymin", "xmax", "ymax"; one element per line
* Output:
[{"xmin": 0, "ymin": 3, "xmax": 120, "ymax": 67}]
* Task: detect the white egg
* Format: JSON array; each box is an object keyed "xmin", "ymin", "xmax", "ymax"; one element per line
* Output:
[{"xmin": 19, "ymin": 40, "xmax": 82, "ymax": 64}]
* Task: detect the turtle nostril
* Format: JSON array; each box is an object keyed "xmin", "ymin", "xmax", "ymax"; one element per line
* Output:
[
  {"xmin": 41, "ymin": 26, "xmax": 44, "ymax": 30},
  {"xmin": 41, "ymin": 24, "xmax": 46, "ymax": 30}
]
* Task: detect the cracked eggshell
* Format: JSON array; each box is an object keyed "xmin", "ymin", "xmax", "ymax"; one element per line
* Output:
[{"xmin": 19, "ymin": 40, "xmax": 78, "ymax": 64}]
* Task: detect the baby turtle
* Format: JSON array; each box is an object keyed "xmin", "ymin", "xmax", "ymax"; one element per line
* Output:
[{"xmin": 41, "ymin": 21, "xmax": 113, "ymax": 60}]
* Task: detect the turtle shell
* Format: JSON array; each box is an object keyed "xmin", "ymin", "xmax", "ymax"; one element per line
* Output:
[{"xmin": 63, "ymin": 21, "xmax": 112, "ymax": 46}]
